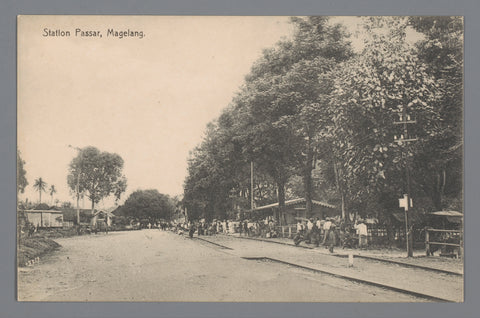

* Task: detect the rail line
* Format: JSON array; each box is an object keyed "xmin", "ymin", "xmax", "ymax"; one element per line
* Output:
[
  {"xmin": 193, "ymin": 236, "xmax": 234, "ymax": 250},
  {"xmin": 233, "ymin": 235, "xmax": 462, "ymax": 276},
  {"xmin": 193, "ymin": 236, "xmax": 460, "ymax": 302},
  {"xmin": 241, "ymin": 256, "xmax": 454, "ymax": 302}
]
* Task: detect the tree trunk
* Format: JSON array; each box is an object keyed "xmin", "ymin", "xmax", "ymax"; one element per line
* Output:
[
  {"xmin": 303, "ymin": 138, "xmax": 314, "ymax": 218},
  {"xmin": 333, "ymin": 160, "xmax": 346, "ymax": 219},
  {"xmin": 277, "ymin": 181, "xmax": 286, "ymax": 209},
  {"xmin": 431, "ymin": 171, "xmax": 443, "ymax": 211}
]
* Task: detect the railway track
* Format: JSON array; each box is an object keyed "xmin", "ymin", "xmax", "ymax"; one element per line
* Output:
[
  {"xmin": 241, "ymin": 256, "xmax": 452, "ymax": 302},
  {"xmin": 234, "ymin": 235, "xmax": 462, "ymax": 276},
  {"xmin": 193, "ymin": 235, "xmax": 461, "ymax": 302},
  {"xmin": 193, "ymin": 236, "xmax": 234, "ymax": 250}
]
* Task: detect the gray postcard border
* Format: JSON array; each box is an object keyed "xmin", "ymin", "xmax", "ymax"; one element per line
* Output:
[{"xmin": 1, "ymin": 0, "xmax": 478, "ymax": 317}]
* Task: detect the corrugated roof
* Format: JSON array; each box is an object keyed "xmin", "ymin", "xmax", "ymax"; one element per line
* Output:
[
  {"xmin": 253, "ymin": 198, "xmax": 335, "ymax": 211},
  {"xmin": 23, "ymin": 209, "xmax": 63, "ymax": 213}
]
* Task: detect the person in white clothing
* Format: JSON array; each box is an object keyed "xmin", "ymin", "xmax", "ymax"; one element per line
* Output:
[
  {"xmin": 306, "ymin": 219, "xmax": 314, "ymax": 243},
  {"xmin": 354, "ymin": 220, "xmax": 368, "ymax": 248},
  {"xmin": 296, "ymin": 221, "xmax": 304, "ymax": 233}
]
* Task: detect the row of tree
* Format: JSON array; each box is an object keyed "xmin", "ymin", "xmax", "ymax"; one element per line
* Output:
[
  {"xmin": 183, "ymin": 16, "xmax": 463, "ymax": 223},
  {"xmin": 18, "ymin": 147, "xmax": 177, "ymax": 224}
]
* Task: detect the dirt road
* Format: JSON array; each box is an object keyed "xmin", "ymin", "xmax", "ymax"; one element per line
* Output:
[{"xmin": 18, "ymin": 229, "xmax": 423, "ymax": 302}]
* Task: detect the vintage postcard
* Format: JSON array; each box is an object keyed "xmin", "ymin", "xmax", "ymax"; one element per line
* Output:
[{"xmin": 17, "ymin": 15, "xmax": 463, "ymax": 302}]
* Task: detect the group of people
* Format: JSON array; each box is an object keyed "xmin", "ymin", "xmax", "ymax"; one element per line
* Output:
[
  {"xmin": 165, "ymin": 219, "xmax": 280, "ymax": 239},
  {"xmin": 164, "ymin": 216, "xmax": 370, "ymax": 251},
  {"xmin": 296, "ymin": 217, "xmax": 369, "ymax": 252}
]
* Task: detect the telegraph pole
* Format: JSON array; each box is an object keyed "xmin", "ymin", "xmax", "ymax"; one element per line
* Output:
[
  {"xmin": 250, "ymin": 161, "xmax": 254, "ymax": 211},
  {"xmin": 394, "ymin": 105, "xmax": 417, "ymax": 257},
  {"xmin": 69, "ymin": 145, "xmax": 82, "ymax": 225}
]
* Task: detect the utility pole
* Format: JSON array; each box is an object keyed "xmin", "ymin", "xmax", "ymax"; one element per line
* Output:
[
  {"xmin": 394, "ymin": 106, "xmax": 417, "ymax": 257},
  {"xmin": 68, "ymin": 145, "xmax": 82, "ymax": 225},
  {"xmin": 250, "ymin": 161, "xmax": 254, "ymax": 211}
]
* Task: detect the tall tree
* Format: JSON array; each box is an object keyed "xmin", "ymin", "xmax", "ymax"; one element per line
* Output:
[
  {"xmin": 241, "ymin": 17, "xmax": 352, "ymax": 215},
  {"xmin": 49, "ymin": 185, "xmax": 57, "ymax": 205},
  {"xmin": 33, "ymin": 177, "xmax": 47, "ymax": 204},
  {"xmin": 409, "ymin": 16, "xmax": 463, "ymax": 210},
  {"xmin": 17, "ymin": 149, "xmax": 28, "ymax": 195},
  {"xmin": 67, "ymin": 146, "xmax": 127, "ymax": 213},
  {"xmin": 328, "ymin": 17, "xmax": 442, "ymax": 217}
]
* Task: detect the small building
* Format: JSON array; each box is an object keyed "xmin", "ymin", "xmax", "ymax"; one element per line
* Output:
[
  {"xmin": 23, "ymin": 210, "xmax": 64, "ymax": 228},
  {"xmin": 90, "ymin": 208, "xmax": 116, "ymax": 229},
  {"xmin": 252, "ymin": 198, "xmax": 337, "ymax": 225}
]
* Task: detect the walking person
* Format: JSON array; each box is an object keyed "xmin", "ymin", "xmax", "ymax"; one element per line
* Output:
[{"xmin": 354, "ymin": 220, "xmax": 368, "ymax": 248}]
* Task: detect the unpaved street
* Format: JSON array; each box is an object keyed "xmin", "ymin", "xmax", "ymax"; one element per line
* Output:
[{"xmin": 18, "ymin": 229, "xmax": 425, "ymax": 302}]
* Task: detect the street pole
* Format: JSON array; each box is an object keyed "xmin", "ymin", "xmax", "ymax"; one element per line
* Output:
[
  {"xmin": 76, "ymin": 171, "xmax": 80, "ymax": 225},
  {"xmin": 69, "ymin": 145, "xmax": 81, "ymax": 225},
  {"xmin": 394, "ymin": 105, "xmax": 416, "ymax": 257},
  {"xmin": 250, "ymin": 161, "xmax": 254, "ymax": 211}
]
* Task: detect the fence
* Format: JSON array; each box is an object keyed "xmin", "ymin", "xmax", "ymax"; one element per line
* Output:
[
  {"xmin": 273, "ymin": 224, "xmax": 421, "ymax": 247},
  {"xmin": 276, "ymin": 225, "xmax": 297, "ymax": 238},
  {"xmin": 425, "ymin": 228, "xmax": 463, "ymax": 258}
]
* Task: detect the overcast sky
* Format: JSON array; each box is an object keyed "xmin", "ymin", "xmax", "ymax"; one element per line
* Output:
[{"xmin": 17, "ymin": 16, "xmax": 419, "ymax": 209}]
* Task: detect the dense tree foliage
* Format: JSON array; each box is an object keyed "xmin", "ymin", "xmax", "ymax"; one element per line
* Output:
[
  {"xmin": 17, "ymin": 149, "xmax": 28, "ymax": 195},
  {"xmin": 183, "ymin": 16, "xmax": 463, "ymax": 223},
  {"xmin": 329, "ymin": 17, "xmax": 443, "ymax": 218},
  {"xmin": 409, "ymin": 16, "xmax": 463, "ymax": 211},
  {"xmin": 67, "ymin": 146, "xmax": 127, "ymax": 213},
  {"xmin": 119, "ymin": 189, "xmax": 175, "ymax": 223}
]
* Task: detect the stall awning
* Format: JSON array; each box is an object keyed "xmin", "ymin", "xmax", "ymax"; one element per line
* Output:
[{"xmin": 428, "ymin": 211, "xmax": 463, "ymax": 217}]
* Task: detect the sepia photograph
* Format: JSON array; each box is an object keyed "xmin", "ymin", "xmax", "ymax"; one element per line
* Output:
[{"xmin": 17, "ymin": 15, "xmax": 464, "ymax": 302}]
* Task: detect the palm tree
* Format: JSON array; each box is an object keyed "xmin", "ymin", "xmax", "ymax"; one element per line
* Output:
[
  {"xmin": 49, "ymin": 185, "xmax": 57, "ymax": 205},
  {"xmin": 33, "ymin": 177, "xmax": 47, "ymax": 204}
]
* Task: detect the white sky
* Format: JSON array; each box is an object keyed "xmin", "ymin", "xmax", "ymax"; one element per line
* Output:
[{"xmin": 17, "ymin": 16, "xmax": 419, "ymax": 209}]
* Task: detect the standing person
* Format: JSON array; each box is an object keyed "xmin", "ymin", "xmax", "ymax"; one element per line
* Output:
[
  {"xmin": 311, "ymin": 220, "xmax": 320, "ymax": 246},
  {"xmin": 328, "ymin": 222, "xmax": 337, "ymax": 253},
  {"xmin": 296, "ymin": 220, "xmax": 303, "ymax": 233},
  {"xmin": 355, "ymin": 220, "xmax": 368, "ymax": 248},
  {"xmin": 306, "ymin": 219, "xmax": 314, "ymax": 243},
  {"xmin": 322, "ymin": 218, "xmax": 332, "ymax": 245},
  {"xmin": 188, "ymin": 222, "xmax": 196, "ymax": 238},
  {"xmin": 315, "ymin": 218, "xmax": 322, "ymax": 233},
  {"xmin": 104, "ymin": 215, "xmax": 109, "ymax": 234},
  {"xmin": 197, "ymin": 222, "xmax": 202, "ymax": 236},
  {"xmin": 243, "ymin": 220, "xmax": 248, "ymax": 237}
]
